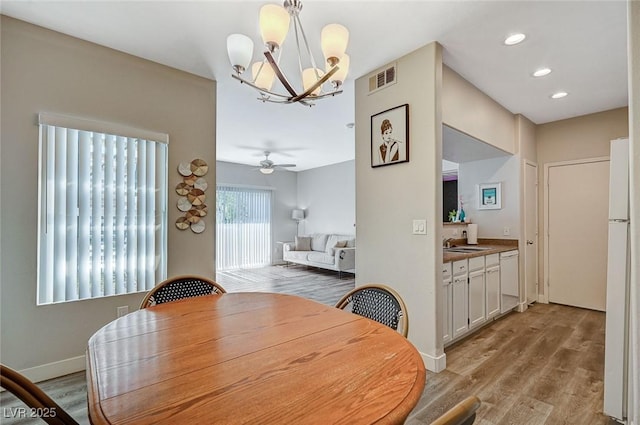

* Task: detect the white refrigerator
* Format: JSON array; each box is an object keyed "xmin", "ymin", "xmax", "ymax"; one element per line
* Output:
[{"xmin": 604, "ymin": 138, "xmax": 630, "ymax": 423}]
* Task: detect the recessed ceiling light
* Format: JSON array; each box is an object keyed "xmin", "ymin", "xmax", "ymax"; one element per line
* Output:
[
  {"xmin": 504, "ymin": 33, "xmax": 526, "ymax": 46},
  {"xmin": 551, "ymin": 92, "xmax": 568, "ymax": 99},
  {"xmin": 533, "ymin": 68, "xmax": 552, "ymax": 77}
]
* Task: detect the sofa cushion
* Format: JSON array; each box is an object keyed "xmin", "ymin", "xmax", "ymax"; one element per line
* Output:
[
  {"xmin": 295, "ymin": 236, "xmax": 311, "ymax": 251},
  {"xmin": 310, "ymin": 234, "xmax": 328, "ymax": 252},
  {"xmin": 307, "ymin": 252, "xmax": 335, "ymax": 265},
  {"xmin": 286, "ymin": 251, "xmax": 310, "ymax": 261},
  {"xmin": 325, "ymin": 235, "xmax": 348, "ymax": 255}
]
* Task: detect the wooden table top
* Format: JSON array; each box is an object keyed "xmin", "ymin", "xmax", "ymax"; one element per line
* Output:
[{"xmin": 86, "ymin": 292, "xmax": 426, "ymax": 425}]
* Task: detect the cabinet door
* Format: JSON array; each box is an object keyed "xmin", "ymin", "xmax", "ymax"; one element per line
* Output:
[
  {"xmin": 443, "ymin": 277, "xmax": 453, "ymax": 344},
  {"xmin": 452, "ymin": 275, "xmax": 468, "ymax": 338},
  {"xmin": 486, "ymin": 266, "xmax": 501, "ymax": 318},
  {"xmin": 468, "ymin": 270, "xmax": 486, "ymax": 329}
]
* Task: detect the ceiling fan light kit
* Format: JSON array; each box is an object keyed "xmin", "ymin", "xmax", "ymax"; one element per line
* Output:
[
  {"xmin": 226, "ymin": 0, "xmax": 349, "ymax": 106},
  {"xmin": 258, "ymin": 151, "xmax": 296, "ymax": 174}
]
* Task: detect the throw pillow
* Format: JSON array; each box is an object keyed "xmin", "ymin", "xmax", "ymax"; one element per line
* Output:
[
  {"xmin": 335, "ymin": 240, "xmax": 348, "ymax": 248},
  {"xmin": 295, "ymin": 236, "xmax": 311, "ymax": 251}
]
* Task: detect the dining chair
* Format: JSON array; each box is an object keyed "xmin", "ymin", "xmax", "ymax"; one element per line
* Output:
[
  {"xmin": 0, "ymin": 364, "xmax": 80, "ymax": 425},
  {"xmin": 429, "ymin": 396, "xmax": 481, "ymax": 425},
  {"xmin": 139, "ymin": 275, "xmax": 226, "ymax": 309},
  {"xmin": 335, "ymin": 283, "xmax": 409, "ymax": 337}
]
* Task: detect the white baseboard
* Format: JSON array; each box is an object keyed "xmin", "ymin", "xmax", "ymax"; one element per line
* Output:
[
  {"xmin": 19, "ymin": 355, "xmax": 86, "ymax": 383},
  {"xmin": 517, "ymin": 301, "xmax": 528, "ymax": 312},
  {"xmin": 421, "ymin": 351, "xmax": 446, "ymax": 373}
]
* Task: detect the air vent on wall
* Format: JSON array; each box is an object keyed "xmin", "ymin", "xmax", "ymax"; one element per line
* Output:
[{"xmin": 368, "ymin": 63, "xmax": 397, "ymax": 94}]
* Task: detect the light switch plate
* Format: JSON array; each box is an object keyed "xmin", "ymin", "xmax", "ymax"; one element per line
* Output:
[
  {"xmin": 503, "ymin": 226, "xmax": 511, "ymax": 236},
  {"xmin": 412, "ymin": 219, "xmax": 427, "ymax": 235}
]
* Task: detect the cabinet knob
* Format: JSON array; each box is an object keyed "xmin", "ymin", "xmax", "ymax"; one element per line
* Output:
[{"xmin": 527, "ymin": 240, "xmax": 534, "ymax": 245}]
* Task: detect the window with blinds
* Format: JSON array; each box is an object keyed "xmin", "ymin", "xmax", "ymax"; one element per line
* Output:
[
  {"xmin": 37, "ymin": 113, "xmax": 168, "ymax": 305},
  {"xmin": 216, "ymin": 186, "xmax": 272, "ymax": 270}
]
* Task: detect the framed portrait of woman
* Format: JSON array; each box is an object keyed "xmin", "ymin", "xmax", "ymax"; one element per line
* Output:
[{"xmin": 370, "ymin": 104, "xmax": 409, "ymax": 168}]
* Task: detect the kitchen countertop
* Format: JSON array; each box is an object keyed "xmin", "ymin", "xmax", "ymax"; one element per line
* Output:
[{"xmin": 443, "ymin": 238, "xmax": 519, "ymax": 263}]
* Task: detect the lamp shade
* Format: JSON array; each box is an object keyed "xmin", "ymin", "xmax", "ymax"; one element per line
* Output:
[
  {"xmin": 226, "ymin": 34, "xmax": 254, "ymax": 73},
  {"xmin": 291, "ymin": 209, "xmax": 304, "ymax": 220},
  {"xmin": 252, "ymin": 61, "xmax": 276, "ymax": 91},
  {"xmin": 321, "ymin": 24, "xmax": 349, "ymax": 64},
  {"xmin": 259, "ymin": 4, "xmax": 290, "ymax": 50},
  {"xmin": 302, "ymin": 68, "xmax": 325, "ymax": 95},
  {"xmin": 327, "ymin": 54, "xmax": 349, "ymax": 85}
]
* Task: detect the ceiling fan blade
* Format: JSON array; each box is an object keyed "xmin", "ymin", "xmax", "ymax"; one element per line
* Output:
[{"xmin": 274, "ymin": 164, "xmax": 296, "ymax": 168}]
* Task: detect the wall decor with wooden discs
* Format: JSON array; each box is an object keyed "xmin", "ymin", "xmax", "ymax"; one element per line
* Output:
[{"xmin": 175, "ymin": 158, "xmax": 209, "ymax": 234}]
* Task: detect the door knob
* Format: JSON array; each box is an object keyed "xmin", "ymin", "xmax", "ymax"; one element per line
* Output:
[{"xmin": 526, "ymin": 240, "xmax": 534, "ymax": 245}]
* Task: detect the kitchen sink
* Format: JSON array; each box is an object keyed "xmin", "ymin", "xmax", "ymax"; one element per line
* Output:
[{"xmin": 444, "ymin": 246, "xmax": 492, "ymax": 253}]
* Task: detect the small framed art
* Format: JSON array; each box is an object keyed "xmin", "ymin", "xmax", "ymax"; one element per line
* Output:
[
  {"xmin": 370, "ymin": 104, "xmax": 409, "ymax": 168},
  {"xmin": 477, "ymin": 182, "xmax": 502, "ymax": 210}
]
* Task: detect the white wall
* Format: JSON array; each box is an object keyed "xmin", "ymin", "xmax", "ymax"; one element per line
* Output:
[
  {"xmin": 216, "ymin": 161, "xmax": 298, "ymax": 263},
  {"xmin": 296, "ymin": 160, "xmax": 355, "ymax": 236},
  {"xmin": 355, "ymin": 42, "xmax": 444, "ymax": 372},
  {"xmin": 0, "ymin": 17, "xmax": 216, "ymax": 379},
  {"xmin": 442, "ymin": 66, "xmax": 516, "ymax": 154},
  {"xmin": 458, "ymin": 155, "xmax": 521, "ymax": 239}
]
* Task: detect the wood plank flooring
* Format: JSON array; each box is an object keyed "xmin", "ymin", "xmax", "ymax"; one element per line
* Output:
[
  {"xmin": 406, "ymin": 302, "xmax": 616, "ymax": 425},
  {"xmin": 1, "ymin": 269, "xmax": 614, "ymax": 425}
]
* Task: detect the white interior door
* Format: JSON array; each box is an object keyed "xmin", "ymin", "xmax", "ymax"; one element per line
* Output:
[
  {"xmin": 547, "ymin": 159, "xmax": 609, "ymax": 311},
  {"xmin": 525, "ymin": 161, "xmax": 538, "ymax": 304}
]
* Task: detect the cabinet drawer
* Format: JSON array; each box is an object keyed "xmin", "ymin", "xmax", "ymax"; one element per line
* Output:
[
  {"xmin": 442, "ymin": 262, "xmax": 452, "ymax": 279},
  {"xmin": 485, "ymin": 253, "xmax": 499, "ymax": 267},
  {"xmin": 452, "ymin": 259, "xmax": 468, "ymax": 276},
  {"xmin": 468, "ymin": 256, "xmax": 485, "ymax": 271}
]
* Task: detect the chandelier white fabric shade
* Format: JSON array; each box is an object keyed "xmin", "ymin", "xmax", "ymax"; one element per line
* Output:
[
  {"xmin": 302, "ymin": 68, "xmax": 325, "ymax": 95},
  {"xmin": 321, "ymin": 24, "xmax": 349, "ymax": 65},
  {"xmin": 226, "ymin": 34, "xmax": 254, "ymax": 73},
  {"xmin": 226, "ymin": 0, "xmax": 349, "ymax": 106},
  {"xmin": 259, "ymin": 4, "xmax": 290, "ymax": 49},
  {"xmin": 252, "ymin": 61, "xmax": 276, "ymax": 91}
]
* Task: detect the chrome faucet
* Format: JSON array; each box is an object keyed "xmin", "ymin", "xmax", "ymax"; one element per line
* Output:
[{"xmin": 443, "ymin": 238, "xmax": 453, "ymax": 248}]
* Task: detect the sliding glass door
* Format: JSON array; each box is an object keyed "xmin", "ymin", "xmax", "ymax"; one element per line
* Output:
[{"xmin": 216, "ymin": 185, "xmax": 272, "ymax": 270}]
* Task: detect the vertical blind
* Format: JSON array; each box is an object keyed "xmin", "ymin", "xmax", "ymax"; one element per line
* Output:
[
  {"xmin": 216, "ymin": 186, "xmax": 272, "ymax": 270},
  {"xmin": 37, "ymin": 114, "xmax": 168, "ymax": 305}
]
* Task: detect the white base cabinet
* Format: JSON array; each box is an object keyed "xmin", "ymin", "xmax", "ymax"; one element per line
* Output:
[
  {"xmin": 468, "ymin": 269, "xmax": 486, "ymax": 329},
  {"xmin": 486, "ymin": 266, "xmax": 501, "ymax": 318},
  {"xmin": 443, "ymin": 249, "xmax": 519, "ymax": 346},
  {"xmin": 451, "ymin": 259, "xmax": 469, "ymax": 339},
  {"xmin": 442, "ymin": 263, "xmax": 452, "ymax": 344}
]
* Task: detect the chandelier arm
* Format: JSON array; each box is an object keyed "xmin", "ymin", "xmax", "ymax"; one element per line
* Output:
[
  {"xmin": 292, "ymin": 17, "xmax": 305, "ymax": 78},
  {"xmin": 259, "ymin": 97, "xmax": 314, "ymax": 107},
  {"xmin": 231, "ymin": 74, "xmax": 314, "ymax": 106},
  {"xmin": 310, "ymin": 89, "xmax": 344, "ymax": 100},
  {"xmin": 290, "ymin": 66, "xmax": 338, "ymax": 103},
  {"xmin": 231, "ymin": 74, "xmax": 289, "ymax": 99},
  {"xmin": 264, "ymin": 51, "xmax": 299, "ymax": 98},
  {"xmin": 294, "ymin": 14, "xmax": 320, "ymax": 73}
]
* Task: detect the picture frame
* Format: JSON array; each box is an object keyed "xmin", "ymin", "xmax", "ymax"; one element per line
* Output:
[
  {"xmin": 370, "ymin": 104, "xmax": 409, "ymax": 168},
  {"xmin": 477, "ymin": 182, "xmax": 502, "ymax": 210}
]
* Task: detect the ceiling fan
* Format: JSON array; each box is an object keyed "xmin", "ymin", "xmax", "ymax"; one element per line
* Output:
[{"xmin": 257, "ymin": 151, "xmax": 296, "ymax": 174}]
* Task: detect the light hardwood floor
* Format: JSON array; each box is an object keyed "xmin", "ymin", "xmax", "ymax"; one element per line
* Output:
[
  {"xmin": 407, "ymin": 302, "xmax": 615, "ymax": 425},
  {"xmin": 1, "ymin": 266, "xmax": 614, "ymax": 425}
]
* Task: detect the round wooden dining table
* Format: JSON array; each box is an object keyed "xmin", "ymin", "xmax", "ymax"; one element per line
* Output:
[{"xmin": 86, "ymin": 292, "xmax": 426, "ymax": 425}]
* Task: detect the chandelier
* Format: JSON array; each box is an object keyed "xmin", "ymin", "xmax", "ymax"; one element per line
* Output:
[{"xmin": 226, "ymin": 0, "xmax": 349, "ymax": 106}]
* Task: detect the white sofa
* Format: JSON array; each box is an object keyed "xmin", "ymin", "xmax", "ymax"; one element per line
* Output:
[{"xmin": 283, "ymin": 233, "xmax": 355, "ymax": 277}]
